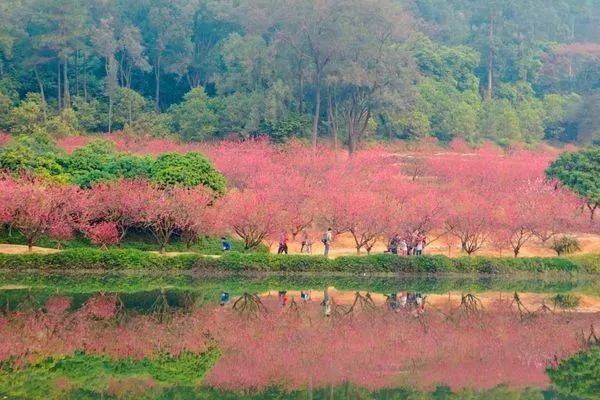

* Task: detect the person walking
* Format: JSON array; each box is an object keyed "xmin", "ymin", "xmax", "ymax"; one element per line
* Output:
[
  {"xmin": 277, "ymin": 231, "xmax": 289, "ymax": 254},
  {"xmin": 322, "ymin": 228, "xmax": 333, "ymax": 257},
  {"xmin": 300, "ymin": 229, "xmax": 313, "ymax": 254}
]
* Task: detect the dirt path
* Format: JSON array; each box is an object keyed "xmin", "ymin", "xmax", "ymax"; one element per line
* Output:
[
  {"xmin": 271, "ymin": 232, "xmax": 600, "ymax": 258},
  {"xmin": 0, "ymin": 244, "xmax": 60, "ymax": 255}
]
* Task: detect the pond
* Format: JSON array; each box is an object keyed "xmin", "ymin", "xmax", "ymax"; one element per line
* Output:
[{"xmin": 0, "ymin": 271, "xmax": 598, "ymax": 399}]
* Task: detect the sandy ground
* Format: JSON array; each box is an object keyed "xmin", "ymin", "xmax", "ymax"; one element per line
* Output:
[
  {"xmin": 270, "ymin": 232, "xmax": 600, "ymax": 258},
  {"xmin": 0, "ymin": 244, "xmax": 60, "ymax": 254},
  {"xmin": 261, "ymin": 288, "xmax": 600, "ymax": 313}
]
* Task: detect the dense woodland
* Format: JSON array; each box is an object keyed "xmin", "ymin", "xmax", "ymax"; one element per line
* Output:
[{"xmin": 0, "ymin": 0, "xmax": 599, "ymax": 151}]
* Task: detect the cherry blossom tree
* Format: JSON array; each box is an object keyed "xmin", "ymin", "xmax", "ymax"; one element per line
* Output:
[
  {"xmin": 0, "ymin": 178, "xmax": 78, "ymax": 251},
  {"xmin": 171, "ymin": 186, "xmax": 215, "ymax": 248},
  {"xmin": 445, "ymin": 192, "xmax": 495, "ymax": 255},
  {"xmin": 83, "ymin": 221, "xmax": 120, "ymax": 249},
  {"xmin": 86, "ymin": 179, "xmax": 154, "ymax": 241},
  {"xmin": 217, "ymin": 189, "xmax": 281, "ymax": 250}
]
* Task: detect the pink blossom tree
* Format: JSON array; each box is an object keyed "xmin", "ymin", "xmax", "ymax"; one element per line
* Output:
[
  {"xmin": 86, "ymin": 180, "xmax": 154, "ymax": 242},
  {"xmin": 217, "ymin": 189, "xmax": 281, "ymax": 250},
  {"xmin": 1, "ymin": 179, "xmax": 78, "ymax": 251},
  {"xmin": 83, "ymin": 222, "xmax": 120, "ymax": 249}
]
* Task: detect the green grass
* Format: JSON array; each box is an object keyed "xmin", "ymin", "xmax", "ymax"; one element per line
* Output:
[
  {"xmin": 0, "ymin": 248, "xmax": 598, "ymax": 275},
  {"xmin": 0, "ymin": 229, "xmax": 268, "ymax": 254}
]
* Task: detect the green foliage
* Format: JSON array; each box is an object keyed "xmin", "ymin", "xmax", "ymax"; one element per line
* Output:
[
  {"xmin": 0, "ymin": 134, "xmax": 226, "ymax": 190},
  {"xmin": 60, "ymin": 139, "xmax": 154, "ymax": 188},
  {"xmin": 418, "ymin": 78, "xmax": 480, "ymax": 142},
  {"xmin": 44, "ymin": 107, "xmax": 80, "ymax": 137},
  {"xmin": 149, "ymin": 152, "xmax": 226, "ymax": 192},
  {"xmin": 72, "ymin": 97, "xmax": 103, "ymax": 132},
  {"xmin": 546, "ymin": 148, "xmax": 600, "ymax": 217},
  {"xmin": 169, "ymin": 87, "xmax": 219, "ymax": 141},
  {"xmin": 123, "ymin": 111, "xmax": 172, "ymax": 138},
  {"xmin": 113, "ymin": 87, "xmax": 148, "ymax": 129},
  {"xmin": 550, "ymin": 236, "xmax": 582, "ymax": 256},
  {"xmin": 0, "ymin": 349, "xmax": 220, "ymax": 398},
  {"xmin": 0, "ymin": 132, "xmax": 68, "ymax": 180},
  {"xmin": 479, "ymin": 99, "xmax": 522, "ymax": 144},
  {"xmin": 550, "ymin": 293, "xmax": 581, "ymax": 309},
  {"xmin": 0, "ymin": 228, "xmax": 261, "ymax": 255},
  {"xmin": 6, "ymin": 93, "xmax": 47, "ymax": 135},
  {"xmin": 0, "ymin": 249, "xmax": 598, "ymax": 274},
  {"xmin": 548, "ymin": 345, "xmax": 600, "ymax": 400},
  {"xmin": 0, "ymin": 0, "xmax": 596, "ymax": 148}
]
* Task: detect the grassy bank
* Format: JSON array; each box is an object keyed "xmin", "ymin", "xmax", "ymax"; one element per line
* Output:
[
  {"xmin": 0, "ymin": 230, "xmax": 269, "ymax": 254},
  {"xmin": 0, "ymin": 248, "xmax": 598, "ymax": 274}
]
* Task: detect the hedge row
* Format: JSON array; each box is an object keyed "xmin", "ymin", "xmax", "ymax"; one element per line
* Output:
[{"xmin": 0, "ymin": 249, "xmax": 598, "ymax": 274}]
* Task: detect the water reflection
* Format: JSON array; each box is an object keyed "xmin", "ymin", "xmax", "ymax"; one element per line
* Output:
[{"xmin": 0, "ymin": 271, "xmax": 598, "ymax": 399}]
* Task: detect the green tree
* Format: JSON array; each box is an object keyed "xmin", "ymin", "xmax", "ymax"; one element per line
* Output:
[
  {"xmin": 479, "ymin": 99, "xmax": 521, "ymax": 144},
  {"xmin": 113, "ymin": 86, "xmax": 148, "ymax": 129},
  {"xmin": 418, "ymin": 78, "xmax": 480, "ymax": 142},
  {"xmin": 546, "ymin": 148, "xmax": 600, "ymax": 220},
  {"xmin": 150, "ymin": 152, "xmax": 226, "ymax": 193},
  {"xmin": 0, "ymin": 133, "xmax": 66, "ymax": 180},
  {"xmin": 61, "ymin": 139, "xmax": 153, "ymax": 187},
  {"xmin": 7, "ymin": 93, "xmax": 48, "ymax": 135},
  {"xmin": 574, "ymin": 91, "xmax": 600, "ymax": 145},
  {"xmin": 169, "ymin": 87, "xmax": 219, "ymax": 141}
]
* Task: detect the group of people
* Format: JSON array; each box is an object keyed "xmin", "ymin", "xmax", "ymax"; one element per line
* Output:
[
  {"xmin": 277, "ymin": 228, "xmax": 333, "ymax": 256},
  {"xmin": 223, "ymin": 229, "xmax": 426, "ymax": 257},
  {"xmin": 387, "ymin": 292, "xmax": 426, "ymax": 312},
  {"xmin": 386, "ymin": 234, "xmax": 427, "ymax": 256}
]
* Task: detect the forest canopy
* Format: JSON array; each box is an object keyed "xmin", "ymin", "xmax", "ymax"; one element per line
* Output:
[{"xmin": 0, "ymin": 0, "xmax": 598, "ymax": 150}]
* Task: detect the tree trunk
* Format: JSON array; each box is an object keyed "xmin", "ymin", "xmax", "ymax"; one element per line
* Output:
[
  {"xmin": 83, "ymin": 55, "xmax": 88, "ymax": 101},
  {"xmin": 75, "ymin": 49, "xmax": 79, "ymax": 97},
  {"xmin": 57, "ymin": 60, "xmax": 62, "ymax": 110},
  {"xmin": 348, "ymin": 113, "xmax": 357, "ymax": 155},
  {"xmin": 33, "ymin": 66, "xmax": 47, "ymax": 121},
  {"xmin": 311, "ymin": 71, "xmax": 321, "ymax": 149},
  {"xmin": 108, "ymin": 94, "xmax": 113, "ymax": 133},
  {"xmin": 327, "ymin": 90, "xmax": 338, "ymax": 150},
  {"xmin": 486, "ymin": 14, "xmax": 494, "ymax": 99},
  {"xmin": 587, "ymin": 203, "xmax": 597, "ymax": 221},
  {"xmin": 154, "ymin": 56, "xmax": 161, "ymax": 111},
  {"xmin": 63, "ymin": 58, "xmax": 70, "ymax": 108}
]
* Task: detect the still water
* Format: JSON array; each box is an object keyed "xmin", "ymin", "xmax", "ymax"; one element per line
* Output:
[{"xmin": 0, "ymin": 271, "xmax": 598, "ymax": 399}]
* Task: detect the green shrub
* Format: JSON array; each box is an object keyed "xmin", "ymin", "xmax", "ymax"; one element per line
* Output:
[
  {"xmin": 551, "ymin": 293, "xmax": 581, "ymax": 309},
  {"xmin": 550, "ymin": 236, "xmax": 582, "ymax": 256},
  {"xmin": 0, "ymin": 349, "xmax": 220, "ymax": 398},
  {"xmin": 548, "ymin": 345, "xmax": 600, "ymax": 400},
  {"xmin": 0, "ymin": 248, "xmax": 598, "ymax": 274}
]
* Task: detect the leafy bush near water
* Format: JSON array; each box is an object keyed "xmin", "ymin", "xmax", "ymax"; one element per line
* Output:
[
  {"xmin": 548, "ymin": 345, "xmax": 600, "ymax": 400},
  {"xmin": 0, "ymin": 249, "xmax": 598, "ymax": 274},
  {"xmin": 0, "ymin": 349, "xmax": 220, "ymax": 398}
]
